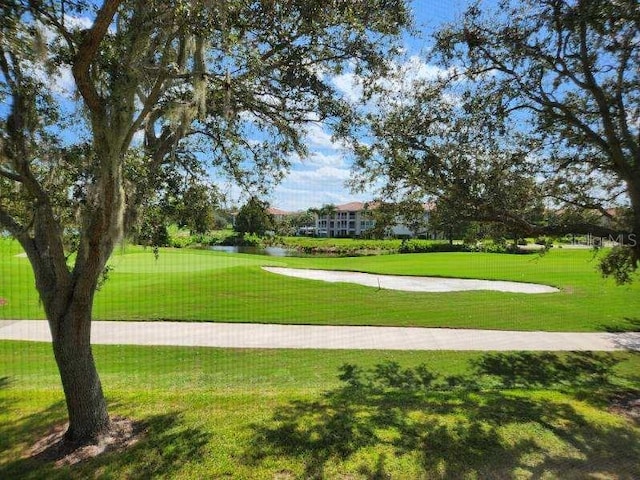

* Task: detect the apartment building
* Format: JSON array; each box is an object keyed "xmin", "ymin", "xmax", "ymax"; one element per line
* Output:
[
  {"xmin": 263, "ymin": 201, "xmax": 432, "ymax": 238},
  {"xmin": 315, "ymin": 201, "xmax": 433, "ymax": 238},
  {"xmin": 315, "ymin": 202, "xmax": 375, "ymax": 238}
]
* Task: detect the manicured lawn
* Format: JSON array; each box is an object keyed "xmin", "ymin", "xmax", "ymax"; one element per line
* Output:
[
  {"xmin": 1, "ymin": 238, "xmax": 639, "ymax": 331},
  {"xmin": 1, "ymin": 341, "xmax": 639, "ymax": 479}
]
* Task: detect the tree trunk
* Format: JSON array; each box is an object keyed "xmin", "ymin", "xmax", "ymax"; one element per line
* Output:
[
  {"xmin": 627, "ymin": 181, "xmax": 640, "ymax": 263},
  {"xmin": 50, "ymin": 305, "xmax": 110, "ymax": 443}
]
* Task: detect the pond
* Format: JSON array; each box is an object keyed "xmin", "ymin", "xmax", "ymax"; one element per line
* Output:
[{"xmin": 209, "ymin": 245, "xmax": 298, "ymax": 257}]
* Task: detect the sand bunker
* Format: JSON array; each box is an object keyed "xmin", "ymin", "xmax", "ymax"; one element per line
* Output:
[{"xmin": 263, "ymin": 267, "xmax": 559, "ymax": 294}]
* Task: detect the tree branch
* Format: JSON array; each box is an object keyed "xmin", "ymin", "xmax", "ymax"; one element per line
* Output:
[
  {"xmin": 28, "ymin": 0, "xmax": 77, "ymax": 55},
  {"xmin": 0, "ymin": 205, "xmax": 26, "ymax": 239},
  {"xmin": 71, "ymin": 0, "xmax": 121, "ymax": 115},
  {"xmin": 0, "ymin": 165, "xmax": 24, "ymax": 182},
  {"xmin": 576, "ymin": 14, "xmax": 630, "ymax": 178}
]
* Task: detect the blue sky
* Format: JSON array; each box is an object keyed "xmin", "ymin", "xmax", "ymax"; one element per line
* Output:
[{"xmin": 263, "ymin": 1, "xmax": 476, "ymax": 212}]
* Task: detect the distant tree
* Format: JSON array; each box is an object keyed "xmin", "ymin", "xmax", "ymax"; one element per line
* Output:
[
  {"xmin": 174, "ymin": 183, "xmax": 220, "ymax": 235},
  {"xmin": 398, "ymin": 201, "xmax": 430, "ymax": 238},
  {"xmin": 362, "ymin": 203, "xmax": 393, "ymax": 239},
  {"xmin": 234, "ymin": 197, "xmax": 274, "ymax": 236},
  {"xmin": 314, "ymin": 204, "xmax": 338, "ymax": 218},
  {"xmin": 428, "ymin": 201, "xmax": 471, "ymax": 245},
  {"xmin": 364, "ymin": 200, "xmax": 428, "ymax": 239},
  {"xmin": 131, "ymin": 205, "xmax": 171, "ymax": 248},
  {"xmin": 214, "ymin": 208, "xmax": 238, "ymax": 230},
  {"xmin": 295, "ymin": 211, "xmax": 316, "ymax": 229},
  {"xmin": 212, "ymin": 212, "xmax": 232, "ymax": 231},
  {"xmin": 274, "ymin": 211, "xmax": 316, "ymax": 236},
  {"xmin": 308, "ymin": 204, "xmax": 338, "ymax": 237},
  {"xmin": 127, "ymin": 151, "xmax": 221, "ymax": 241}
]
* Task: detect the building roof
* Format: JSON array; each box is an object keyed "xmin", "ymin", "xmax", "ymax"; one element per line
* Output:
[
  {"xmin": 336, "ymin": 202, "xmax": 367, "ymax": 212},
  {"xmin": 267, "ymin": 207, "xmax": 292, "ymax": 216},
  {"xmin": 333, "ymin": 201, "xmax": 435, "ymax": 212}
]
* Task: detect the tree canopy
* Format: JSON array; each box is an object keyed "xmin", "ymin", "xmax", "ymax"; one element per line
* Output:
[
  {"xmin": 349, "ymin": 0, "xmax": 639, "ymax": 279},
  {"xmin": 234, "ymin": 196, "xmax": 273, "ymax": 236},
  {"xmin": 0, "ymin": 0, "xmax": 410, "ymax": 443}
]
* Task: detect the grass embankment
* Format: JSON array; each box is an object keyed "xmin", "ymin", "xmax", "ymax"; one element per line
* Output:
[
  {"xmin": 165, "ymin": 228, "xmax": 458, "ymax": 254},
  {"xmin": 271, "ymin": 236, "xmax": 458, "ymax": 255},
  {"xmin": 1, "ymin": 341, "xmax": 639, "ymax": 479},
  {"xmin": 0, "ymin": 240, "xmax": 640, "ymax": 331},
  {"xmin": 2, "ymin": 238, "xmax": 638, "ymax": 332}
]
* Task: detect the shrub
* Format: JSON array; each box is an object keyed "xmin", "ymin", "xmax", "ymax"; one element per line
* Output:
[{"xmin": 399, "ymin": 241, "xmax": 469, "ymax": 254}]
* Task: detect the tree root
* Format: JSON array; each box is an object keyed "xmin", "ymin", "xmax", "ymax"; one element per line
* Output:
[{"xmin": 26, "ymin": 416, "xmax": 144, "ymax": 467}]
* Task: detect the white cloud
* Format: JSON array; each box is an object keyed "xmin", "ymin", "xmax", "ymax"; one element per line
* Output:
[
  {"xmin": 330, "ymin": 55, "xmax": 457, "ymax": 106},
  {"xmin": 332, "ymin": 73, "xmax": 363, "ymax": 103},
  {"xmin": 400, "ymin": 55, "xmax": 454, "ymax": 83},
  {"xmin": 305, "ymin": 123, "xmax": 338, "ymax": 150},
  {"xmin": 270, "ymin": 164, "xmax": 354, "ymax": 208},
  {"xmin": 63, "ymin": 16, "xmax": 95, "ymax": 31},
  {"xmin": 26, "ymin": 61, "xmax": 75, "ymax": 98},
  {"xmin": 214, "ymin": 60, "xmax": 456, "ymax": 213},
  {"xmin": 50, "ymin": 66, "xmax": 75, "ymax": 96},
  {"xmin": 207, "ymin": 159, "xmax": 361, "ymax": 212},
  {"xmin": 131, "ymin": 129, "xmax": 145, "ymax": 146},
  {"xmin": 304, "ymin": 151, "xmax": 346, "ymax": 168},
  {"xmin": 288, "ymin": 149, "xmax": 346, "ymax": 168},
  {"xmin": 271, "ymin": 186, "xmax": 362, "ymax": 211},
  {"xmin": 286, "ymin": 166, "xmax": 351, "ymax": 186}
]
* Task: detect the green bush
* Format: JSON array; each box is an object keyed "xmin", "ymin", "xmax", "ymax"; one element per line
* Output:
[
  {"xmin": 398, "ymin": 241, "xmax": 469, "ymax": 254},
  {"xmin": 169, "ymin": 235, "xmax": 192, "ymax": 249}
]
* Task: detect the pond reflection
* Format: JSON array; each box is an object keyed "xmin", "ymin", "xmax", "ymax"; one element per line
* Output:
[{"xmin": 209, "ymin": 245, "xmax": 296, "ymax": 257}]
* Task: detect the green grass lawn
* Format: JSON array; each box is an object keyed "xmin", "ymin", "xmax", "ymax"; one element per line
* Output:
[
  {"xmin": 2, "ymin": 238, "xmax": 639, "ymax": 331},
  {"xmin": 3, "ymin": 239, "xmax": 640, "ymax": 477},
  {"xmin": 1, "ymin": 341, "xmax": 639, "ymax": 479}
]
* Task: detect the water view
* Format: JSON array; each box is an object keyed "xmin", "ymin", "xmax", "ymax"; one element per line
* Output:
[{"xmin": 209, "ymin": 245, "xmax": 297, "ymax": 257}]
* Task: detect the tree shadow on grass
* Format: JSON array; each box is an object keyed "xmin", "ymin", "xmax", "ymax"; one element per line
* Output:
[
  {"xmin": 86, "ymin": 412, "xmax": 210, "ymax": 479},
  {"xmin": 0, "ymin": 376, "xmax": 12, "ymax": 415},
  {"xmin": 471, "ymin": 351, "xmax": 619, "ymax": 391},
  {"xmin": 247, "ymin": 353, "xmax": 640, "ymax": 479},
  {"xmin": 0, "ymin": 400, "xmax": 67, "ymax": 459},
  {"xmin": 0, "ymin": 410, "xmax": 210, "ymax": 479},
  {"xmin": 599, "ymin": 317, "xmax": 640, "ymax": 333}
]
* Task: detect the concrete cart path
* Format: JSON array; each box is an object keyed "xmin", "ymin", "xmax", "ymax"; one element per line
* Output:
[{"xmin": 1, "ymin": 320, "xmax": 639, "ymax": 351}]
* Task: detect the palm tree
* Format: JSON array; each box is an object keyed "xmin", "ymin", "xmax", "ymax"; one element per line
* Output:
[{"xmin": 309, "ymin": 204, "xmax": 337, "ymax": 237}]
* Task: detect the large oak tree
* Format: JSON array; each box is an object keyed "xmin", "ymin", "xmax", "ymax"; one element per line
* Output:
[
  {"xmin": 0, "ymin": 0, "xmax": 409, "ymax": 443},
  {"xmin": 350, "ymin": 0, "xmax": 639, "ymax": 278}
]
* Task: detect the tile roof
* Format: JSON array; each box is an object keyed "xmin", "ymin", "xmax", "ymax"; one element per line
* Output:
[
  {"xmin": 336, "ymin": 202, "xmax": 366, "ymax": 212},
  {"xmin": 267, "ymin": 207, "xmax": 291, "ymax": 215}
]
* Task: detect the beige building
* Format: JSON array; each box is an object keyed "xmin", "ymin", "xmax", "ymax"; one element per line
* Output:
[
  {"xmin": 314, "ymin": 201, "xmax": 433, "ymax": 238},
  {"xmin": 266, "ymin": 201, "xmax": 433, "ymax": 238},
  {"xmin": 315, "ymin": 202, "xmax": 375, "ymax": 238}
]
